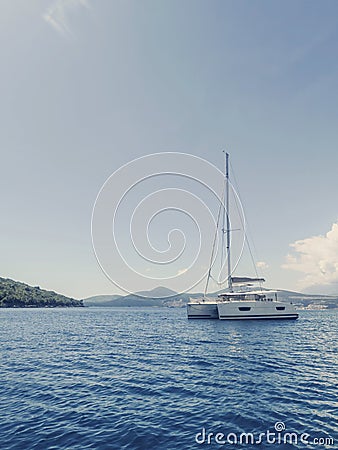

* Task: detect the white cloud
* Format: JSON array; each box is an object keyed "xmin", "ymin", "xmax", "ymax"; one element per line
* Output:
[
  {"xmin": 43, "ymin": 0, "xmax": 89, "ymax": 36},
  {"xmin": 256, "ymin": 261, "xmax": 269, "ymax": 270},
  {"xmin": 282, "ymin": 222, "xmax": 338, "ymax": 289}
]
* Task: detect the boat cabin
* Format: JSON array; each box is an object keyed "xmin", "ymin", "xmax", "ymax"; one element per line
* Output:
[{"xmin": 217, "ymin": 290, "xmax": 278, "ymax": 302}]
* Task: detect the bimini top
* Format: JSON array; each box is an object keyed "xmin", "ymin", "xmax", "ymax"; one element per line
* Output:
[{"xmin": 218, "ymin": 290, "xmax": 278, "ymax": 297}]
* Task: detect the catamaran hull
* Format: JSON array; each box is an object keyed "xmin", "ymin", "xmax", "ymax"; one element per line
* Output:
[
  {"xmin": 187, "ymin": 303, "xmax": 218, "ymax": 319},
  {"xmin": 217, "ymin": 315, "xmax": 298, "ymax": 320},
  {"xmin": 217, "ymin": 301, "xmax": 299, "ymax": 320}
]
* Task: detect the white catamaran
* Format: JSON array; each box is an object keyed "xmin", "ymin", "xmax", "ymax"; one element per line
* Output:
[{"xmin": 187, "ymin": 152, "xmax": 298, "ymax": 320}]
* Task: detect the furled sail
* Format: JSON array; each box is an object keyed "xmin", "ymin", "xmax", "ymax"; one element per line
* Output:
[{"xmin": 231, "ymin": 277, "xmax": 265, "ymax": 284}]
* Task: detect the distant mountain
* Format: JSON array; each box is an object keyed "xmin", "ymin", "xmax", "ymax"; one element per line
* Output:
[
  {"xmin": 84, "ymin": 286, "xmax": 178, "ymax": 307},
  {"xmin": 135, "ymin": 286, "xmax": 178, "ymax": 298},
  {"xmin": 83, "ymin": 286, "xmax": 338, "ymax": 309},
  {"xmin": 0, "ymin": 277, "xmax": 83, "ymax": 308},
  {"xmin": 83, "ymin": 287, "xmax": 189, "ymax": 307},
  {"xmin": 83, "ymin": 294, "xmax": 123, "ymax": 307}
]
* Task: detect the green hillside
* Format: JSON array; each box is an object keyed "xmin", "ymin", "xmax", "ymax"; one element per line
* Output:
[{"xmin": 0, "ymin": 277, "xmax": 83, "ymax": 308}]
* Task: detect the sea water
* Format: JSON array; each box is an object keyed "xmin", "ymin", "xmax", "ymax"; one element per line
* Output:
[{"xmin": 0, "ymin": 307, "xmax": 337, "ymax": 449}]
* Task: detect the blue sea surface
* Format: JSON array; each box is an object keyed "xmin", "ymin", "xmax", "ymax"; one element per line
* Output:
[{"xmin": 0, "ymin": 307, "xmax": 337, "ymax": 449}]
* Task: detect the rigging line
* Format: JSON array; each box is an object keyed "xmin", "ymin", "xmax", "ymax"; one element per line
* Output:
[
  {"xmin": 219, "ymin": 150, "xmax": 229, "ymax": 288},
  {"xmin": 231, "ymin": 181, "xmax": 261, "ymax": 281},
  {"xmin": 219, "ymin": 176, "xmax": 226, "ymax": 283},
  {"xmin": 210, "ymin": 273, "xmax": 223, "ymax": 285},
  {"xmin": 229, "ymin": 160, "xmax": 263, "ymax": 287},
  {"xmin": 233, "ymin": 189, "xmax": 260, "ymax": 279},
  {"xmin": 204, "ymin": 191, "xmax": 223, "ymax": 296}
]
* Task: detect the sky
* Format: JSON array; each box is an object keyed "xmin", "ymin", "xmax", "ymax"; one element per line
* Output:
[{"xmin": 1, "ymin": 0, "xmax": 338, "ymax": 298}]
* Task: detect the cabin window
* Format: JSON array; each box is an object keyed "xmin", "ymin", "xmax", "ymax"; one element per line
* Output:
[
  {"xmin": 276, "ymin": 306, "xmax": 285, "ymax": 311},
  {"xmin": 238, "ymin": 307, "xmax": 251, "ymax": 311}
]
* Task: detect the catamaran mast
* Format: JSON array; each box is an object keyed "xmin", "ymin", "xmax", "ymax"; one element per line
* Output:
[
  {"xmin": 225, "ymin": 152, "xmax": 233, "ymax": 292},
  {"xmin": 204, "ymin": 151, "xmax": 232, "ymax": 296}
]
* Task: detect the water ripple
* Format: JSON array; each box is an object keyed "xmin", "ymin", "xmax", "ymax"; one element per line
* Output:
[{"xmin": 0, "ymin": 308, "xmax": 337, "ymax": 449}]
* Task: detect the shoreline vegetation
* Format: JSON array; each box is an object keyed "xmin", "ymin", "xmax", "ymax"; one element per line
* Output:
[{"xmin": 0, "ymin": 277, "xmax": 83, "ymax": 308}]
